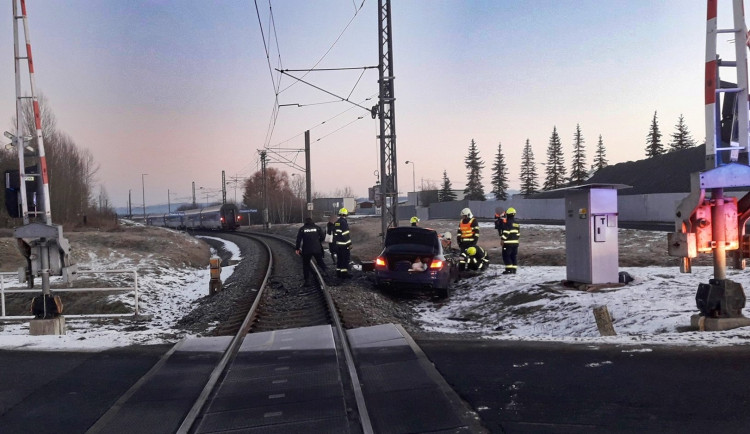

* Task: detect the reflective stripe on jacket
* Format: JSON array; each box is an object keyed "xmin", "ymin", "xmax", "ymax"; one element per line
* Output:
[
  {"xmin": 501, "ymin": 216, "xmax": 520, "ymax": 244},
  {"xmin": 458, "ymin": 217, "xmax": 478, "ymax": 242},
  {"xmin": 333, "ymin": 217, "xmax": 352, "ymax": 248}
]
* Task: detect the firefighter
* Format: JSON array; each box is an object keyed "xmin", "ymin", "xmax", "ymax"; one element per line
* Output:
[
  {"xmin": 333, "ymin": 208, "xmax": 352, "ymax": 278},
  {"xmin": 457, "ymin": 208, "xmax": 479, "ymax": 250},
  {"xmin": 501, "ymin": 207, "xmax": 520, "ymax": 274},
  {"xmin": 410, "ymin": 216, "xmax": 420, "ymax": 226},
  {"xmin": 459, "ymin": 246, "xmax": 489, "ymax": 271},
  {"xmin": 295, "ymin": 217, "xmax": 327, "ymax": 286}
]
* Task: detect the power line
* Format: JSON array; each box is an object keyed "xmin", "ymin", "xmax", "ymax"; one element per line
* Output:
[
  {"xmin": 277, "ymin": 69, "xmax": 372, "ymax": 112},
  {"xmin": 278, "ymin": 0, "xmax": 368, "ymax": 95}
]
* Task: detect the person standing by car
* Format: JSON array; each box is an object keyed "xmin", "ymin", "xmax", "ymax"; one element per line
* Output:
[
  {"xmin": 502, "ymin": 207, "xmax": 520, "ymax": 274},
  {"xmin": 457, "ymin": 208, "xmax": 479, "ymax": 251},
  {"xmin": 333, "ymin": 208, "xmax": 352, "ymax": 279},
  {"xmin": 494, "ymin": 207, "xmax": 506, "ymax": 238},
  {"xmin": 326, "ymin": 214, "xmax": 337, "ymax": 265},
  {"xmin": 295, "ymin": 217, "xmax": 328, "ymax": 286}
]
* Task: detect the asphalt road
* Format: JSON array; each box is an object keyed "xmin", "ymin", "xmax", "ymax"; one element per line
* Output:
[
  {"xmin": 418, "ymin": 339, "xmax": 750, "ymax": 433},
  {"xmin": 1, "ymin": 340, "xmax": 749, "ymax": 433}
]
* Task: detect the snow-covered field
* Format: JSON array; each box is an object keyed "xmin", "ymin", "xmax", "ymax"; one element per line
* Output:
[
  {"xmin": 2, "ymin": 233, "xmax": 750, "ymax": 351},
  {"xmin": 416, "ymin": 265, "xmax": 750, "ymax": 347},
  {"xmin": 0, "ymin": 236, "xmax": 240, "ymax": 351}
]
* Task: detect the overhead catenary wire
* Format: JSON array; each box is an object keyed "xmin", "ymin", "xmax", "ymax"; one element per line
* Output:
[
  {"xmin": 270, "ymin": 92, "xmax": 377, "ymax": 149},
  {"xmin": 278, "ymin": 0, "xmax": 368, "ymax": 95}
]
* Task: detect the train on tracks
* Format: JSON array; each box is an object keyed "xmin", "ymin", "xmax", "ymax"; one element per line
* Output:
[{"xmin": 130, "ymin": 203, "xmax": 241, "ymax": 231}]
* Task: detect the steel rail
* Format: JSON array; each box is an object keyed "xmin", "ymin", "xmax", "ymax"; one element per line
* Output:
[
  {"xmin": 176, "ymin": 235, "xmax": 274, "ymax": 434},
  {"xmin": 249, "ymin": 230, "xmax": 374, "ymax": 434}
]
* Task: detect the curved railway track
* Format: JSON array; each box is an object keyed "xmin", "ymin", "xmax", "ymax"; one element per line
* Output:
[{"xmin": 178, "ymin": 230, "xmax": 373, "ymax": 433}]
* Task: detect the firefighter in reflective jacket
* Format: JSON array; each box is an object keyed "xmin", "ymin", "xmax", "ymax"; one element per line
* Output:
[
  {"xmin": 457, "ymin": 208, "xmax": 479, "ymax": 250},
  {"xmin": 459, "ymin": 246, "xmax": 489, "ymax": 271},
  {"xmin": 501, "ymin": 207, "xmax": 520, "ymax": 274},
  {"xmin": 333, "ymin": 208, "xmax": 352, "ymax": 278}
]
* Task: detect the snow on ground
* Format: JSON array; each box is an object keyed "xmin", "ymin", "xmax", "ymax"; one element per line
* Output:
[
  {"xmin": 3, "ymin": 228, "xmax": 750, "ymax": 351},
  {"xmin": 0, "ymin": 236, "xmax": 242, "ymax": 352},
  {"xmin": 415, "ymin": 265, "xmax": 750, "ymax": 347}
]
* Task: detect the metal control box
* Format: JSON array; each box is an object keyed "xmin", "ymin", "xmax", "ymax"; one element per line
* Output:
[{"xmin": 565, "ymin": 187, "xmax": 621, "ymax": 284}]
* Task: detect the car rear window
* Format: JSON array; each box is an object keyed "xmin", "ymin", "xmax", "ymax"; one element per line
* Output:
[{"xmin": 385, "ymin": 227, "xmax": 439, "ymax": 249}]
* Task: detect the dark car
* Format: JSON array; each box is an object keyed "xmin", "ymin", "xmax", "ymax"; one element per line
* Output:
[{"xmin": 373, "ymin": 226, "xmax": 459, "ymax": 298}]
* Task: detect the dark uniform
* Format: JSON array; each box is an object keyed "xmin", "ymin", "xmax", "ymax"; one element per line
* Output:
[
  {"xmin": 333, "ymin": 211, "xmax": 352, "ymax": 278},
  {"xmin": 295, "ymin": 218, "xmax": 327, "ymax": 285},
  {"xmin": 457, "ymin": 215, "xmax": 479, "ymax": 250},
  {"xmin": 459, "ymin": 246, "xmax": 489, "ymax": 271},
  {"xmin": 501, "ymin": 212, "xmax": 520, "ymax": 274}
]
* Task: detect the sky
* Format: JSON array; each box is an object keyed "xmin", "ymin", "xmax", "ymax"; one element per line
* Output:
[
  {"xmin": 0, "ymin": 1, "xmax": 742, "ymax": 208},
  {"xmin": 3, "ymin": 225, "xmax": 750, "ymax": 350}
]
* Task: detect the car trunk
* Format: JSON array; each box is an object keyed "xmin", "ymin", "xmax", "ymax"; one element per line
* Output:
[{"xmin": 384, "ymin": 253, "xmax": 436, "ymax": 272}]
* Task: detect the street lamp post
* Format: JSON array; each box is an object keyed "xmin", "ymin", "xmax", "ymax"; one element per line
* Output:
[
  {"xmin": 141, "ymin": 173, "xmax": 148, "ymax": 218},
  {"xmin": 405, "ymin": 160, "xmax": 417, "ymax": 207}
]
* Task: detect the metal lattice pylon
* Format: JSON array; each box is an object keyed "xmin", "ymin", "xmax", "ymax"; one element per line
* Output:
[{"xmin": 377, "ymin": 0, "xmax": 398, "ymax": 242}]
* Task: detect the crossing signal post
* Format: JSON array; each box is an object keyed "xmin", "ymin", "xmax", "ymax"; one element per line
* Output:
[
  {"xmin": 668, "ymin": 0, "xmax": 750, "ymax": 331},
  {"xmin": 8, "ymin": 0, "xmax": 76, "ymax": 335}
]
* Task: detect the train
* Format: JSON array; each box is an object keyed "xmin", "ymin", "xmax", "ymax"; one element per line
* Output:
[{"xmin": 131, "ymin": 203, "xmax": 242, "ymax": 231}]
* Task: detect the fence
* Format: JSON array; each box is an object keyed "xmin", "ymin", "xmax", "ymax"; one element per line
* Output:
[{"xmin": 0, "ymin": 269, "xmax": 139, "ymax": 320}]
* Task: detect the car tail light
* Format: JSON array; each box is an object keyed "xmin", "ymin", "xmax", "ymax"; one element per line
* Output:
[
  {"xmin": 375, "ymin": 257, "xmax": 387, "ymax": 269},
  {"xmin": 430, "ymin": 259, "xmax": 444, "ymax": 270},
  {"xmin": 221, "ymin": 217, "xmax": 225, "ymax": 222}
]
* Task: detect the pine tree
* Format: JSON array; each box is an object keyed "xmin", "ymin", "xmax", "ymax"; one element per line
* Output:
[
  {"xmin": 519, "ymin": 139, "xmax": 539, "ymax": 196},
  {"xmin": 438, "ymin": 170, "xmax": 457, "ymax": 202},
  {"xmin": 669, "ymin": 114, "xmax": 696, "ymax": 152},
  {"xmin": 463, "ymin": 139, "xmax": 486, "ymax": 200},
  {"xmin": 593, "ymin": 134, "xmax": 608, "ymax": 171},
  {"xmin": 543, "ymin": 126, "xmax": 566, "ymax": 190},
  {"xmin": 569, "ymin": 124, "xmax": 587, "ymax": 185},
  {"xmin": 645, "ymin": 111, "xmax": 664, "ymax": 157},
  {"xmin": 491, "ymin": 141, "xmax": 509, "ymax": 200}
]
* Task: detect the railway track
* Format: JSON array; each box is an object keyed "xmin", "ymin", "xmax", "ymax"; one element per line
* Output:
[
  {"xmin": 87, "ymin": 230, "xmax": 373, "ymax": 433},
  {"xmin": 87, "ymin": 229, "xmax": 483, "ymax": 433},
  {"xmin": 182, "ymin": 230, "xmax": 371, "ymax": 433}
]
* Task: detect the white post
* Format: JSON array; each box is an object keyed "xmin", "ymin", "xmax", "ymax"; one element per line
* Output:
[{"xmin": 133, "ymin": 270, "xmax": 139, "ymax": 315}]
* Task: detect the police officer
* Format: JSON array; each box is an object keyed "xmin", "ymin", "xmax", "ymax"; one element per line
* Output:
[
  {"xmin": 410, "ymin": 216, "xmax": 420, "ymax": 226},
  {"xmin": 457, "ymin": 208, "xmax": 479, "ymax": 250},
  {"xmin": 333, "ymin": 208, "xmax": 352, "ymax": 278},
  {"xmin": 459, "ymin": 246, "xmax": 489, "ymax": 271},
  {"xmin": 502, "ymin": 207, "xmax": 520, "ymax": 274},
  {"xmin": 295, "ymin": 217, "xmax": 327, "ymax": 285}
]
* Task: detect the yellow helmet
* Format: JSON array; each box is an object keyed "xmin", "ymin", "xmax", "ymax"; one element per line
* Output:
[
  {"xmin": 506, "ymin": 207, "xmax": 516, "ymax": 215},
  {"xmin": 339, "ymin": 208, "xmax": 348, "ymax": 216},
  {"xmin": 466, "ymin": 246, "xmax": 477, "ymax": 256},
  {"xmin": 410, "ymin": 216, "xmax": 419, "ymax": 224}
]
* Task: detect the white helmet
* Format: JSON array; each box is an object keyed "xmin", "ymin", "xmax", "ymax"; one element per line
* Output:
[{"xmin": 461, "ymin": 208, "xmax": 472, "ymax": 218}]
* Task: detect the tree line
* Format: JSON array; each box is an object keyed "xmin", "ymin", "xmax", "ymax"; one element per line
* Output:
[
  {"xmin": 0, "ymin": 96, "xmax": 106, "ymax": 228},
  {"xmin": 438, "ymin": 112, "xmax": 697, "ymax": 201}
]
